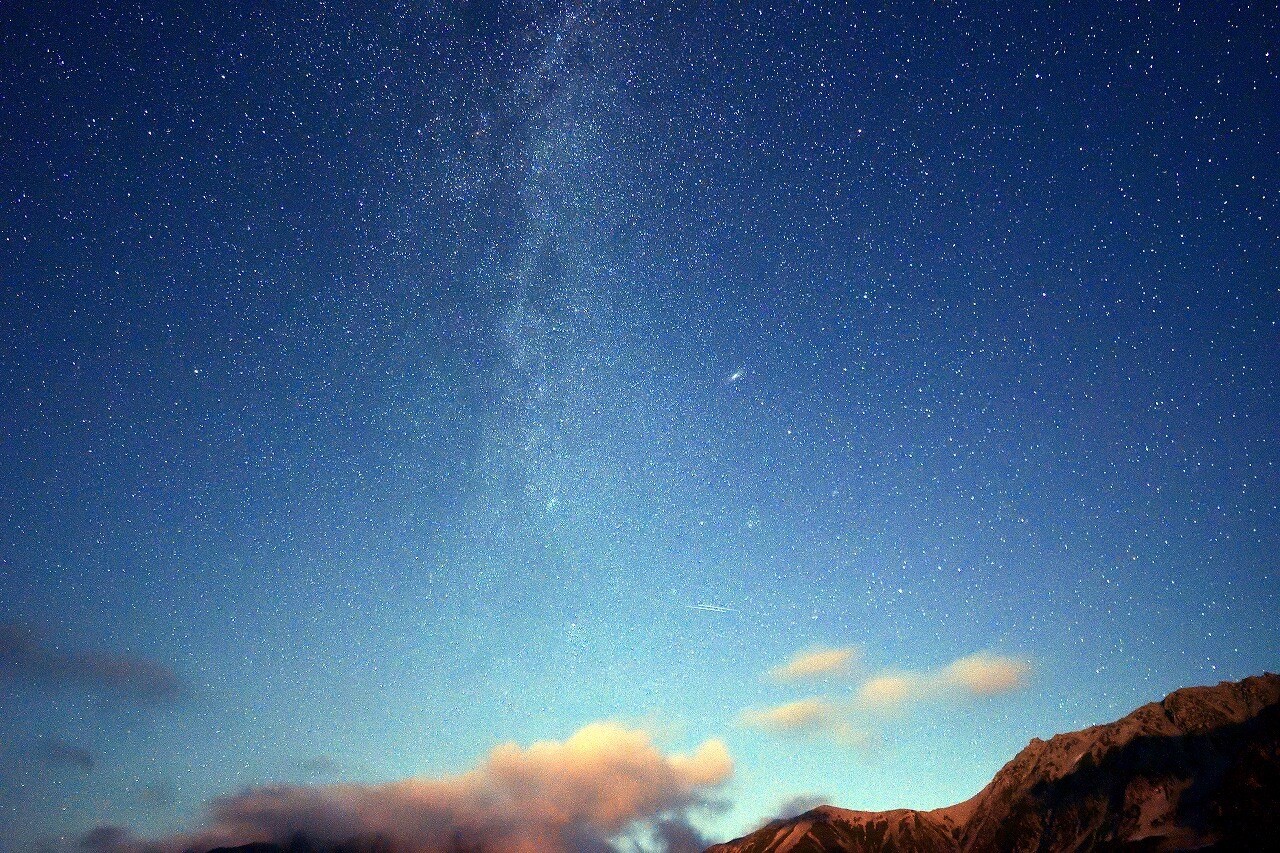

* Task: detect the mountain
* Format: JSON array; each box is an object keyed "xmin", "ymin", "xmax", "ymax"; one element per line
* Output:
[
  {"xmin": 203, "ymin": 838, "xmax": 397, "ymax": 853},
  {"xmin": 707, "ymin": 673, "xmax": 1280, "ymax": 853}
]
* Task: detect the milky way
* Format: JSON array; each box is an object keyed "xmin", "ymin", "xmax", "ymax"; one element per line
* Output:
[{"xmin": 1, "ymin": 1, "xmax": 1276, "ymax": 851}]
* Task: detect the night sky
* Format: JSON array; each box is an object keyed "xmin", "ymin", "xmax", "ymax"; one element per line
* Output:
[{"xmin": 1, "ymin": 1, "xmax": 1277, "ymax": 851}]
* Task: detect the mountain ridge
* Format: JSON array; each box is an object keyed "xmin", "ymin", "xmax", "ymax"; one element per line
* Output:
[{"xmin": 708, "ymin": 672, "xmax": 1280, "ymax": 853}]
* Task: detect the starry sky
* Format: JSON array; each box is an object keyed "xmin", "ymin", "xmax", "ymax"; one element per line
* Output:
[{"xmin": 1, "ymin": 1, "xmax": 1277, "ymax": 850}]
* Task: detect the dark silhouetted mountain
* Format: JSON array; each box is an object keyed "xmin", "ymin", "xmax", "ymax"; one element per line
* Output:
[
  {"xmin": 706, "ymin": 673, "xmax": 1280, "ymax": 853},
  {"xmin": 203, "ymin": 835, "xmax": 395, "ymax": 853}
]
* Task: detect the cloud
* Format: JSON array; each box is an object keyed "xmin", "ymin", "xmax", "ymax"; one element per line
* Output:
[
  {"xmin": 739, "ymin": 699, "xmax": 869, "ymax": 748},
  {"xmin": 297, "ymin": 755, "xmax": 343, "ymax": 779},
  {"xmin": 767, "ymin": 647, "xmax": 860, "ymax": 681},
  {"xmin": 742, "ymin": 650, "xmax": 1032, "ymax": 749},
  {"xmin": 88, "ymin": 721, "xmax": 732, "ymax": 853},
  {"xmin": 81, "ymin": 826, "xmax": 133, "ymax": 852},
  {"xmin": 0, "ymin": 624, "xmax": 180, "ymax": 703},
  {"xmin": 940, "ymin": 653, "xmax": 1031, "ymax": 696},
  {"xmin": 855, "ymin": 653, "xmax": 1031, "ymax": 714},
  {"xmin": 740, "ymin": 698, "xmax": 834, "ymax": 732},
  {"xmin": 138, "ymin": 782, "xmax": 175, "ymax": 809},
  {"xmin": 649, "ymin": 817, "xmax": 717, "ymax": 853},
  {"xmin": 35, "ymin": 737, "xmax": 96, "ymax": 772},
  {"xmin": 771, "ymin": 794, "xmax": 829, "ymax": 822},
  {"xmin": 855, "ymin": 672, "xmax": 925, "ymax": 712}
]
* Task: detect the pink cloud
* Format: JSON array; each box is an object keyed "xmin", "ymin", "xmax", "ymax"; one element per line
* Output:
[
  {"xmin": 855, "ymin": 653, "xmax": 1032, "ymax": 713},
  {"xmin": 767, "ymin": 647, "xmax": 860, "ymax": 681},
  {"xmin": 91, "ymin": 722, "xmax": 731, "ymax": 853},
  {"xmin": 739, "ymin": 699, "xmax": 869, "ymax": 748},
  {"xmin": 939, "ymin": 653, "xmax": 1031, "ymax": 696}
]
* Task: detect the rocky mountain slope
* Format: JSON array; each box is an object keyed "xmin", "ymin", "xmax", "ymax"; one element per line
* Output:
[{"xmin": 707, "ymin": 673, "xmax": 1280, "ymax": 853}]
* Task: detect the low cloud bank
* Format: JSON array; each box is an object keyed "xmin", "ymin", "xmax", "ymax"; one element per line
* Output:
[{"xmin": 87, "ymin": 722, "xmax": 732, "ymax": 853}]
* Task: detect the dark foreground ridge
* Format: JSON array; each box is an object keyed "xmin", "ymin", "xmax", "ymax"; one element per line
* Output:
[
  {"xmin": 708, "ymin": 673, "xmax": 1280, "ymax": 853},
  {"xmin": 203, "ymin": 842, "xmax": 394, "ymax": 853}
]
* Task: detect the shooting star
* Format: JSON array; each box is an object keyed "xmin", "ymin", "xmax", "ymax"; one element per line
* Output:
[{"xmin": 686, "ymin": 602, "xmax": 738, "ymax": 614}]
